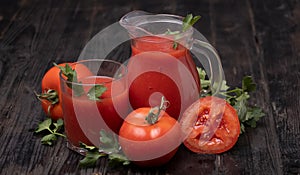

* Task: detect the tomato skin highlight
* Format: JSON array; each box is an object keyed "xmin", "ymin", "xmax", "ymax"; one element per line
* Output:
[
  {"xmin": 180, "ymin": 96, "xmax": 240, "ymax": 154},
  {"xmin": 40, "ymin": 63, "xmax": 93, "ymax": 120},
  {"xmin": 119, "ymin": 108, "xmax": 182, "ymax": 167}
]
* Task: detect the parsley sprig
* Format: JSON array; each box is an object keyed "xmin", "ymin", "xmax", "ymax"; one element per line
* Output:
[
  {"xmin": 166, "ymin": 14, "xmax": 201, "ymax": 49},
  {"xmin": 35, "ymin": 118, "xmax": 65, "ymax": 145},
  {"xmin": 87, "ymin": 85, "xmax": 107, "ymax": 101},
  {"xmin": 197, "ymin": 68, "xmax": 265, "ymax": 133},
  {"xmin": 79, "ymin": 130, "xmax": 130, "ymax": 167},
  {"xmin": 182, "ymin": 14, "xmax": 201, "ymax": 32},
  {"xmin": 55, "ymin": 63, "xmax": 107, "ymax": 101},
  {"xmin": 54, "ymin": 63, "xmax": 85, "ymax": 96}
]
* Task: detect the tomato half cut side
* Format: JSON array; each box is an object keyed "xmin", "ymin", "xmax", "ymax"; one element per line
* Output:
[{"xmin": 180, "ymin": 96, "xmax": 240, "ymax": 154}]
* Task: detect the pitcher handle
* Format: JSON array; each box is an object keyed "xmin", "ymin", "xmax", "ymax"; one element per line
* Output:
[{"xmin": 190, "ymin": 39, "xmax": 225, "ymax": 96}]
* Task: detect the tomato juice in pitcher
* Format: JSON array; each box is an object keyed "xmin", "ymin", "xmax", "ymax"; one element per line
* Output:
[
  {"xmin": 128, "ymin": 35, "xmax": 200, "ymax": 119},
  {"xmin": 120, "ymin": 11, "xmax": 223, "ymax": 119}
]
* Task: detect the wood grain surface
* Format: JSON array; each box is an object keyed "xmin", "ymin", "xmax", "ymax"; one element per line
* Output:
[{"xmin": 0, "ymin": 0, "xmax": 299, "ymax": 174}]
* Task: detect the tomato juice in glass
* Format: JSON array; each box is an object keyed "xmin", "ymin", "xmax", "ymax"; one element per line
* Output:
[
  {"xmin": 127, "ymin": 35, "xmax": 200, "ymax": 120},
  {"xmin": 60, "ymin": 60, "xmax": 128, "ymax": 152}
]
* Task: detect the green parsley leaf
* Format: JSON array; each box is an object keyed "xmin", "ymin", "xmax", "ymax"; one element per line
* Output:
[
  {"xmin": 197, "ymin": 67, "xmax": 229, "ymax": 96},
  {"xmin": 53, "ymin": 119, "xmax": 64, "ymax": 133},
  {"xmin": 54, "ymin": 63, "xmax": 85, "ymax": 96},
  {"xmin": 167, "ymin": 14, "xmax": 201, "ymax": 49},
  {"xmin": 245, "ymin": 107, "xmax": 265, "ymax": 128},
  {"xmin": 79, "ymin": 152, "xmax": 101, "ymax": 167},
  {"xmin": 35, "ymin": 118, "xmax": 65, "ymax": 146},
  {"xmin": 190, "ymin": 16, "xmax": 201, "ymax": 26},
  {"xmin": 79, "ymin": 129, "xmax": 130, "ymax": 168},
  {"xmin": 35, "ymin": 118, "xmax": 52, "ymax": 133},
  {"xmin": 182, "ymin": 14, "xmax": 201, "ymax": 32},
  {"xmin": 240, "ymin": 123, "xmax": 246, "ymax": 133},
  {"xmin": 87, "ymin": 85, "xmax": 107, "ymax": 101},
  {"xmin": 197, "ymin": 67, "xmax": 265, "ymax": 134},
  {"xmin": 108, "ymin": 153, "xmax": 130, "ymax": 166},
  {"xmin": 99, "ymin": 129, "xmax": 120, "ymax": 154},
  {"xmin": 197, "ymin": 67, "xmax": 211, "ymax": 91},
  {"xmin": 41, "ymin": 134, "xmax": 57, "ymax": 146},
  {"xmin": 79, "ymin": 143, "xmax": 102, "ymax": 167},
  {"xmin": 99, "ymin": 130, "xmax": 113, "ymax": 145},
  {"xmin": 242, "ymin": 76, "xmax": 256, "ymax": 92},
  {"xmin": 233, "ymin": 93, "xmax": 248, "ymax": 122},
  {"xmin": 55, "ymin": 63, "xmax": 74, "ymax": 82}
]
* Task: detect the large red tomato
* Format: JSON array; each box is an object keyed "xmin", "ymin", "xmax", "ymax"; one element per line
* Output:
[
  {"xmin": 180, "ymin": 96, "xmax": 240, "ymax": 154},
  {"xmin": 119, "ymin": 106, "xmax": 182, "ymax": 167},
  {"xmin": 38, "ymin": 63, "xmax": 93, "ymax": 120}
]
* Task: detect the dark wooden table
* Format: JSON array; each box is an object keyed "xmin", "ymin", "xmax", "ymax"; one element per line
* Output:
[{"xmin": 0, "ymin": 0, "xmax": 299, "ymax": 174}]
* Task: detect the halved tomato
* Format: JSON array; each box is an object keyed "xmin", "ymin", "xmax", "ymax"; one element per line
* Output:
[{"xmin": 180, "ymin": 96, "xmax": 240, "ymax": 154}]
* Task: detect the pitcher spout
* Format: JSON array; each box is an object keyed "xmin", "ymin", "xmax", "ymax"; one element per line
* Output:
[{"xmin": 119, "ymin": 10, "xmax": 153, "ymax": 38}]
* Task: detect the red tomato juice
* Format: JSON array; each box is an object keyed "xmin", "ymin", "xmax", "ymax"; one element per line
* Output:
[
  {"xmin": 128, "ymin": 36, "xmax": 200, "ymax": 119},
  {"xmin": 62, "ymin": 76, "xmax": 128, "ymax": 147}
]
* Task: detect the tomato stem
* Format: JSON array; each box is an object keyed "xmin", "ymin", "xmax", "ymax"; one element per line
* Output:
[
  {"xmin": 145, "ymin": 96, "xmax": 169, "ymax": 125},
  {"xmin": 35, "ymin": 89, "xmax": 59, "ymax": 117},
  {"xmin": 35, "ymin": 89, "xmax": 59, "ymax": 105},
  {"xmin": 54, "ymin": 132, "xmax": 66, "ymax": 138}
]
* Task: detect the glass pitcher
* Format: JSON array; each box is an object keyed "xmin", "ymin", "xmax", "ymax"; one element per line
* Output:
[{"xmin": 120, "ymin": 10, "xmax": 224, "ymax": 119}]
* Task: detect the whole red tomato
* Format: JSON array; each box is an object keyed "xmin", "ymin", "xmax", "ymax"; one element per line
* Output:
[
  {"xmin": 180, "ymin": 96, "xmax": 240, "ymax": 154},
  {"xmin": 37, "ymin": 63, "xmax": 93, "ymax": 120},
  {"xmin": 119, "ymin": 103, "xmax": 182, "ymax": 167}
]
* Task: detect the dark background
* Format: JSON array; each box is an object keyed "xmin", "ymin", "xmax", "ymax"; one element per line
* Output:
[{"xmin": 0, "ymin": 0, "xmax": 299, "ymax": 174}]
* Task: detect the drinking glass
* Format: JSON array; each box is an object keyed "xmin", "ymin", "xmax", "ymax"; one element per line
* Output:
[{"xmin": 59, "ymin": 59, "xmax": 128, "ymax": 153}]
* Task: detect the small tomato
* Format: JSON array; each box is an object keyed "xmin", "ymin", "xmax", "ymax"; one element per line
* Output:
[{"xmin": 37, "ymin": 63, "xmax": 93, "ymax": 120}]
